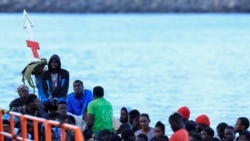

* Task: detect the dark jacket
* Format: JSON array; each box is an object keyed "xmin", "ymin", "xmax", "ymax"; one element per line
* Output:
[{"xmin": 42, "ymin": 54, "xmax": 69, "ymax": 100}]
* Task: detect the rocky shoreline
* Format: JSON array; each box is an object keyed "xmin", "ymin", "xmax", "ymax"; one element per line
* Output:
[{"xmin": 0, "ymin": 0, "xmax": 250, "ymax": 13}]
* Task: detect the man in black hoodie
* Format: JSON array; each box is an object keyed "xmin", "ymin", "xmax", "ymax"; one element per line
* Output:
[{"xmin": 42, "ymin": 54, "xmax": 70, "ymax": 112}]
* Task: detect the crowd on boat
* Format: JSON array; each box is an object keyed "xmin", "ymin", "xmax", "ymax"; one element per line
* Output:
[{"xmin": 1, "ymin": 54, "xmax": 250, "ymax": 141}]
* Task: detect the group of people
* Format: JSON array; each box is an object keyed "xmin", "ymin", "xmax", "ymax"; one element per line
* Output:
[{"xmin": 1, "ymin": 54, "xmax": 250, "ymax": 141}]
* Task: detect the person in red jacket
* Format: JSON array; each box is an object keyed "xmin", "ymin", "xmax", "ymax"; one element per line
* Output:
[{"xmin": 168, "ymin": 112, "xmax": 189, "ymax": 141}]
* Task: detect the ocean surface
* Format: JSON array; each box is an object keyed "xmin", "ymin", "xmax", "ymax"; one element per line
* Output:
[{"xmin": 0, "ymin": 13, "xmax": 250, "ymax": 136}]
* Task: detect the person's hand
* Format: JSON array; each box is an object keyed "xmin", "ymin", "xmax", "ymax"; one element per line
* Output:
[{"xmin": 49, "ymin": 97, "xmax": 56, "ymax": 105}]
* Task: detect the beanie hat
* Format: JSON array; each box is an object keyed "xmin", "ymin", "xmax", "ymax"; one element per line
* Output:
[
  {"xmin": 195, "ymin": 114, "xmax": 210, "ymax": 126},
  {"xmin": 177, "ymin": 106, "xmax": 190, "ymax": 119}
]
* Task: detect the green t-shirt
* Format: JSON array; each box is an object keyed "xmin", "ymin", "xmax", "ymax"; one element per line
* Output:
[{"xmin": 87, "ymin": 97, "xmax": 113, "ymax": 132}]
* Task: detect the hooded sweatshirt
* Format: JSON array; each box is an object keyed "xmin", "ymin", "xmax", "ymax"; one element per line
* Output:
[{"xmin": 42, "ymin": 54, "xmax": 69, "ymax": 101}]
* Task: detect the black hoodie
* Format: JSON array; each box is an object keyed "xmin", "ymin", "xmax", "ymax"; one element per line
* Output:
[{"xmin": 42, "ymin": 54, "xmax": 70, "ymax": 99}]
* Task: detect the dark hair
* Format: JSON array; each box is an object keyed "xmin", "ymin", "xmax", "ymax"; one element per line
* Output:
[
  {"xmin": 57, "ymin": 100, "xmax": 67, "ymax": 106},
  {"xmin": 202, "ymin": 127, "xmax": 214, "ymax": 136},
  {"xmin": 121, "ymin": 128, "xmax": 135, "ymax": 140},
  {"xmin": 116, "ymin": 123, "xmax": 131, "ymax": 135},
  {"xmin": 128, "ymin": 109, "xmax": 140, "ymax": 118},
  {"xmin": 238, "ymin": 117, "xmax": 250, "ymax": 129},
  {"xmin": 190, "ymin": 133, "xmax": 202, "ymax": 141},
  {"xmin": 73, "ymin": 80, "xmax": 83, "ymax": 86},
  {"xmin": 169, "ymin": 112, "xmax": 183, "ymax": 123},
  {"xmin": 225, "ymin": 125, "xmax": 234, "ymax": 130},
  {"xmin": 216, "ymin": 122, "xmax": 228, "ymax": 132},
  {"xmin": 110, "ymin": 135, "xmax": 122, "ymax": 141},
  {"xmin": 137, "ymin": 133, "xmax": 148, "ymax": 141},
  {"xmin": 140, "ymin": 113, "xmax": 150, "ymax": 122},
  {"xmin": 25, "ymin": 94, "xmax": 37, "ymax": 106},
  {"xmin": 155, "ymin": 121, "xmax": 165, "ymax": 134},
  {"xmin": 93, "ymin": 86, "xmax": 104, "ymax": 97},
  {"xmin": 66, "ymin": 115, "xmax": 76, "ymax": 125},
  {"xmin": 48, "ymin": 111, "xmax": 60, "ymax": 120}
]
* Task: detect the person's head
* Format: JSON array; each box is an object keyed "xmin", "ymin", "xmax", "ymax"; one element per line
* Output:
[
  {"xmin": 57, "ymin": 100, "xmax": 67, "ymax": 115},
  {"xmin": 73, "ymin": 80, "xmax": 84, "ymax": 97},
  {"xmin": 195, "ymin": 114, "xmax": 210, "ymax": 133},
  {"xmin": 139, "ymin": 113, "xmax": 150, "ymax": 130},
  {"xmin": 136, "ymin": 133, "xmax": 148, "ymax": 141},
  {"xmin": 48, "ymin": 111, "xmax": 60, "ymax": 120},
  {"xmin": 120, "ymin": 107, "xmax": 131, "ymax": 123},
  {"xmin": 2, "ymin": 120, "xmax": 10, "ymax": 132},
  {"xmin": 200, "ymin": 127, "xmax": 214, "ymax": 141},
  {"xmin": 121, "ymin": 128, "xmax": 135, "ymax": 141},
  {"xmin": 185, "ymin": 120, "xmax": 196, "ymax": 136},
  {"xmin": 9, "ymin": 101, "xmax": 21, "ymax": 112},
  {"xmin": 169, "ymin": 112, "xmax": 184, "ymax": 132},
  {"xmin": 48, "ymin": 54, "xmax": 61, "ymax": 72},
  {"xmin": 66, "ymin": 115, "xmax": 76, "ymax": 125},
  {"xmin": 93, "ymin": 86, "xmax": 104, "ymax": 98},
  {"xmin": 110, "ymin": 135, "xmax": 122, "ymax": 141},
  {"xmin": 190, "ymin": 133, "xmax": 202, "ymax": 141},
  {"xmin": 177, "ymin": 106, "xmax": 190, "ymax": 121},
  {"xmin": 216, "ymin": 122, "xmax": 228, "ymax": 140},
  {"xmin": 116, "ymin": 123, "xmax": 131, "ymax": 135},
  {"xmin": 25, "ymin": 94, "xmax": 39, "ymax": 112},
  {"xmin": 234, "ymin": 117, "xmax": 250, "ymax": 133},
  {"xmin": 154, "ymin": 121, "xmax": 165, "ymax": 138},
  {"xmin": 17, "ymin": 84, "xmax": 29, "ymax": 98},
  {"xmin": 128, "ymin": 109, "xmax": 140, "ymax": 125},
  {"xmin": 224, "ymin": 126, "xmax": 235, "ymax": 141},
  {"xmin": 99, "ymin": 129, "xmax": 112, "ymax": 141}
]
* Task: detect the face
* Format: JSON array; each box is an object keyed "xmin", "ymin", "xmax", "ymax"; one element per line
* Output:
[
  {"xmin": 139, "ymin": 116, "xmax": 150, "ymax": 130},
  {"xmin": 29, "ymin": 98, "xmax": 39, "ymax": 111},
  {"xmin": 73, "ymin": 82, "xmax": 83, "ymax": 96},
  {"xmin": 57, "ymin": 104, "xmax": 67, "ymax": 115},
  {"xmin": 154, "ymin": 127, "xmax": 164, "ymax": 138},
  {"xmin": 217, "ymin": 127, "xmax": 225, "ymax": 139},
  {"xmin": 18, "ymin": 88, "xmax": 29, "ymax": 98},
  {"xmin": 201, "ymin": 130, "xmax": 212, "ymax": 141},
  {"xmin": 234, "ymin": 119, "xmax": 242, "ymax": 132},
  {"xmin": 120, "ymin": 109, "xmax": 128, "ymax": 123},
  {"xmin": 224, "ymin": 128, "xmax": 235, "ymax": 141},
  {"xmin": 50, "ymin": 59, "xmax": 59, "ymax": 69}
]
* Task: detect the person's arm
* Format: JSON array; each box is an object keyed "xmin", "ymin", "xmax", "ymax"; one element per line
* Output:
[
  {"xmin": 54, "ymin": 70, "xmax": 69, "ymax": 98},
  {"xmin": 41, "ymin": 71, "xmax": 51, "ymax": 99},
  {"xmin": 66, "ymin": 95, "xmax": 74, "ymax": 114},
  {"xmin": 86, "ymin": 113, "xmax": 94, "ymax": 129}
]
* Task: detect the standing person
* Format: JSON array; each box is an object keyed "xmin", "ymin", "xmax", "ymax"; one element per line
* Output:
[
  {"xmin": 42, "ymin": 54, "xmax": 70, "ymax": 112},
  {"xmin": 66, "ymin": 80, "xmax": 93, "ymax": 116},
  {"xmin": 168, "ymin": 112, "xmax": 189, "ymax": 141},
  {"xmin": 85, "ymin": 86, "xmax": 113, "ymax": 139}
]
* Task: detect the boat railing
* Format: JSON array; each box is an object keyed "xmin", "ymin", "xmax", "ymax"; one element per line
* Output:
[{"xmin": 0, "ymin": 109, "xmax": 84, "ymax": 141}]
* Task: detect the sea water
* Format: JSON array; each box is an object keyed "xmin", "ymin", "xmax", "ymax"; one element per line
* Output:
[{"xmin": 0, "ymin": 13, "xmax": 250, "ymax": 136}]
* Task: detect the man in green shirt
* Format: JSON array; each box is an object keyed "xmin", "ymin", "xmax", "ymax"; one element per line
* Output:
[{"xmin": 86, "ymin": 86, "xmax": 113, "ymax": 139}]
